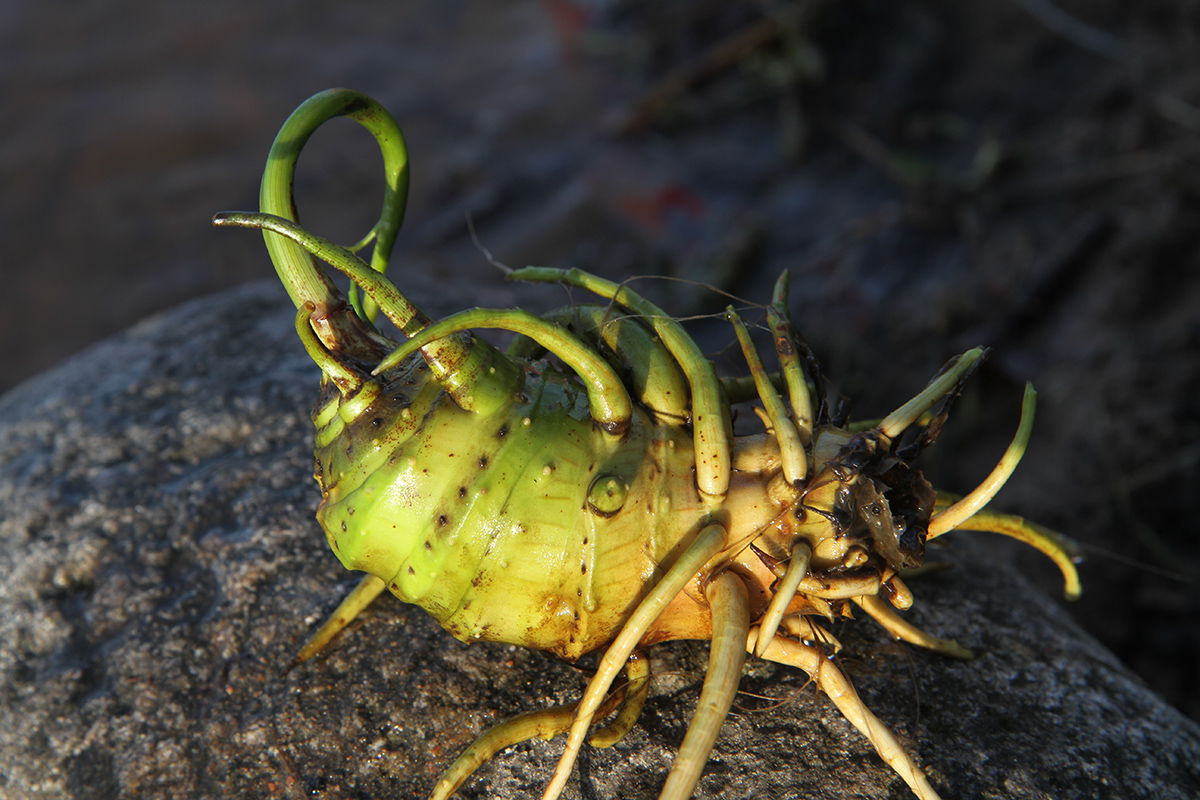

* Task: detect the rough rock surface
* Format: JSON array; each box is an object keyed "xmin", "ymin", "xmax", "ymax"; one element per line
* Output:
[{"xmin": 1, "ymin": 282, "xmax": 1198, "ymax": 800}]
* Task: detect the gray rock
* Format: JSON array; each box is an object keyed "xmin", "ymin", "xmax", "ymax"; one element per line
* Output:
[{"xmin": 1, "ymin": 282, "xmax": 1198, "ymax": 800}]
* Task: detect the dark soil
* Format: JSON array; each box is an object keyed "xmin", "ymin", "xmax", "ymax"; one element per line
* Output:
[{"xmin": 2, "ymin": 0, "xmax": 1197, "ymax": 746}]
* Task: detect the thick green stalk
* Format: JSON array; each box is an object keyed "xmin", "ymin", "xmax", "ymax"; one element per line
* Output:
[{"xmin": 260, "ymin": 88, "xmax": 410, "ymax": 323}]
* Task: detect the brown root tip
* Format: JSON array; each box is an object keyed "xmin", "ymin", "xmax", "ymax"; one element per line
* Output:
[{"xmin": 599, "ymin": 418, "xmax": 631, "ymax": 438}]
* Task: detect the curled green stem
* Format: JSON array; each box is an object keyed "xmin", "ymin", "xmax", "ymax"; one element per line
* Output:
[
  {"xmin": 375, "ymin": 307, "xmax": 633, "ymax": 435},
  {"xmin": 258, "ymin": 88, "xmax": 411, "ymax": 323}
]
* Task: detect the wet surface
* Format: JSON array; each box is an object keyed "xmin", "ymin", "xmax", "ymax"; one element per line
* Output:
[{"xmin": 2, "ymin": 0, "xmax": 1198, "ymax": 769}]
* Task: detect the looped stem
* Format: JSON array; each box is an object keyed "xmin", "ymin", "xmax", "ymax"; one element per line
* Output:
[{"xmin": 258, "ymin": 88, "xmax": 411, "ymax": 323}]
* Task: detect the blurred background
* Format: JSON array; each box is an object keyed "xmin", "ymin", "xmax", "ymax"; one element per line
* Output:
[{"xmin": 2, "ymin": 0, "xmax": 1198, "ymax": 721}]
